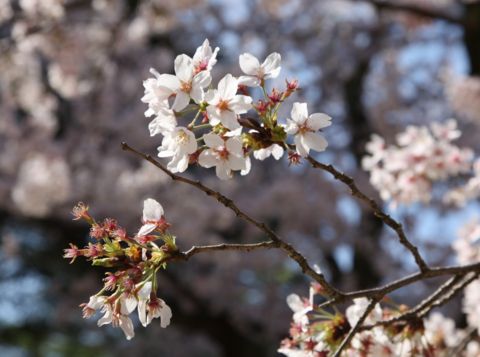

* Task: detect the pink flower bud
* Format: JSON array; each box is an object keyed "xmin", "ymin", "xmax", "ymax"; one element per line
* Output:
[
  {"xmin": 287, "ymin": 151, "xmax": 303, "ymax": 167},
  {"xmin": 63, "ymin": 243, "xmax": 83, "ymax": 264},
  {"xmin": 79, "ymin": 303, "xmax": 96, "ymax": 319},
  {"xmin": 71, "ymin": 203, "xmax": 95, "ymax": 225}
]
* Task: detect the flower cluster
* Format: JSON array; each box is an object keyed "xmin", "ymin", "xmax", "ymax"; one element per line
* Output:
[
  {"xmin": 362, "ymin": 120, "xmax": 473, "ymax": 208},
  {"xmin": 279, "ymin": 289, "xmax": 466, "ymax": 357},
  {"xmin": 64, "ymin": 200, "xmax": 175, "ymax": 339},
  {"xmin": 141, "ymin": 39, "xmax": 331, "ymax": 179}
]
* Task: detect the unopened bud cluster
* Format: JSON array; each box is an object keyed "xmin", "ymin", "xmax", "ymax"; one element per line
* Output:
[{"xmin": 64, "ymin": 199, "xmax": 174, "ymax": 339}]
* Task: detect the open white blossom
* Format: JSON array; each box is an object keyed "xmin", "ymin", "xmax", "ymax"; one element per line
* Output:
[
  {"xmin": 192, "ymin": 39, "xmax": 219, "ymax": 75},
  {"xmin": 147, "ymin": 101, "xmax": 177, "ymax": 136},
  {"xmin": 154, "ymin": 55, "xmax": 211, "ymax": 111},
  {"xmin": 345, "ymin": 298, "xmax": 382, "ymax": 327},
  {"xmin": 205, "ymin": 74, "xmax": 252, "ymax": 130},
  {"xmin": 285, "ymin": 103, "xmax": 331, "ymax": 157},
  {"xmin": 137, "ymin": 282, "xmax": 172, "ymax": 328},
  {"xmin": 198, "ymin": 133, "xmax": 247, "ymax": 180},
  {"xmin": 88, "ymin": 295, "xmax": 137, "ymax": 340},
  {"xmin": 238, "ymin": 52, "xmax": 281, "ymax": 87},
  {"xmin": 138, "ymin": 198, "xmax": 166, "ymax": 236},
  {"xmin": 157, "ymin": 127, "xmax": 197, "ymax": 173}
]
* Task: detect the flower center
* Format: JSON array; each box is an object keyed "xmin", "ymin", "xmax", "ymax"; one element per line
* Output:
[
  {"xmin": 214, "ymin": 146, "xmax": 230, "ymax": 161},
  {"xmin": 180, "ymin": 79, "xmax": 193, "ymax": 93},
  {"xmin": 174, "ymin": 131, "xmax": 188, "ymax": 146},
  {"xmin": 216, "ymin": 99, "xmax": 231, "ymax": 113},
  {"xmin": 194, "ymin": 60, "xmax": 208, "ymax": 75}
]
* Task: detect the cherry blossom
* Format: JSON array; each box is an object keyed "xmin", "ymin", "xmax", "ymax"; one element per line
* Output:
[
  {"xmin": 192, "ymin": 39, "xmax": 219, "ymax": 75},
  {"xmin": 137, "ymin": 283, "xmax": 172, "ymax": 328},
  {"xmin": 285, "ymin": 103, "xmax": 331, "ymax": 157},
  {"xmin": 87, "ymin": 295, "xmax": 137, "ymax": 340},
  {"xmin": 154, "ymin": 55, "xmax": 211, "ymax": 111},
  {"xmin": 238, "ymin": 52, "xmax": 281, "ymax": 87},
  {"xmin": 147, "ymin": 102, "xmax": 177, "ymax": 136},
  {"xmin": 345, "ymin": 297, "xmax": 382, "ymax": 327},
  {"xmin": 157, "ymin": 127, "xmax": 197, "ymax": 173},
  {"xmin": 198, "ymin": 133, "xmax": 247, "ymax": 180},
  {"xmin": 363, "ymin": 120, "xmax": 474, "ymax": 208},
  {"xmin": 138, "ymin": 198, "xmax": 170, "ymax": 236},
  {"xmin": 205, "ymin": 74, "xmax": 252, "ymax": 130}
]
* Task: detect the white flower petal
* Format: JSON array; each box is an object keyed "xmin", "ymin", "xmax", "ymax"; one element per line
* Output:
[
  {"xmin": 271, "ymin": 144, "xmax": 284, "ymax": 160},
  {"xmin": 157, "ymin": 74, "xmax": 181, "ymax": 94},
  {"xmin": 220, "ymin": 111, "xmax": 241, "ymax": 130},
  {"xmin": 203, "ymin": 133, "xmax": 224, "ymax": 148},
  {"xmin": 138, "ymin": 223, "xmax": 156, "ymax": 236},
  {"xmin": 193, "ymin": 70, "xmax": 211, "ymax": 88},
  {"xmin": 198, "ymin": 150, "xmax": 218, "ymax": 168},
  {"xmin": 241, "ymin": 156, "xmax": 251, "ymax": 175},
  {"xmin": 239, "ymin": 53, "xmax": 260, "ymax": 76},
  {"xmin": 228, "ymin": 154, "xmax": 247, "ymax": 171},
  {"xmin": 308, "ymin": 113, "xmax": 332, "ymax": 131},
  {"xmin": 225, "ymin": 136, "xmax": 243, "ymax": 154},
  {"xmin": 123, "ymin": 297, "xmax": 138, "ymax": 315},
  {"xmin": 88, "ymin": 296, "xmax": 105, "ymax": 309},
  {"xmin": 174, "ymin": 54, "xmax": 193, "ymax": 82},
  {"xmin": 143, "ymin": 198, "xmax": 164, "ymax": 221},
  {"xmin": 171, "ymin": 91, "xmax": 191, "ymax": 112},
  {"xmin": 218, "ymin": 74, "xmax": 238, "ymax": 99},
  {"xmin": 302, "ymin": 132, "xmax": 328, "ymax": 152},
  {"xmin": 262, "ymin": 52, "xmax": 281, "ymax": 78},
  {"xmin": 119, "ymin": 315, "xmax": 135, "ymax": 340},
  {"xmin": 138, "ymin": 300, "xmax": 148, "ymax": 327},
  {"xmin": 159, "ymin": 301, "xmax": 172, "ymax": 328},
  {"xmin": 229, "ymin": 95, "xmax": 252, "ymax": 114},
  {"xmin": 291, "ymin": 103, "xmax": 308, "ymax": 124},
  {"xmin": 237, "ymin": 75, "xmax": 260, "ymax": 87},
  {"xmin": 216, "ymin": 162, "xmax": 231, "ymax": 180},
  {"xmin": 294, "ymin": 135, "xmax": 309, "ymax": 157},
  {"xmin": 285, "ymin": 118, "xmax": 299, "ymax": 135}
]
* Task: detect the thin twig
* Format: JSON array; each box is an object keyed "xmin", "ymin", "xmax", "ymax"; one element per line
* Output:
[
  {"xmin": 360, "ymin": 0, "xmax": 470, "ymax": 28},
  {"xmin": 333, "ymin": 298, "xmax": 380, "ymax": 357},
  {"xmin": 319, "ymin": 263, "xmax": 480, "ymax": 309},
  {"xmin": 121, "ymin": 142, "xmax": 344, "ymax": 300},
  {"xmin": 418, "ymin": 273, "xmax": 479, "ymax": 318},
  {"xmin": 446, "ymin": 327, "xmax": 478, "ymax": 357},
  {"xmin": 359, "ymin": 275, "xmax": 464, "ymax": 330},
  {"xmin": 306, "ymin": 156, "xmax": 429, "ymax": 273},
  {"xmin": 168, "ymin": 241, "xmax": 278, "ymax": 262}
]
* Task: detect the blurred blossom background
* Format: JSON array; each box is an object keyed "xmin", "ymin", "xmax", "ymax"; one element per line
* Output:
[{"xmin": 1, "ymin": 0, "xmax": 480, "ymax": 356}]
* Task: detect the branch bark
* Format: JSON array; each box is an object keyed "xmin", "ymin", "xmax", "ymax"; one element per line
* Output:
[
  {"xmin": 121, "ymin": 142, "xmax": 344, "ymax": 300},
  {"xmin": 306, "ymin": 155, "xmax": 429, "ymax": 273}
]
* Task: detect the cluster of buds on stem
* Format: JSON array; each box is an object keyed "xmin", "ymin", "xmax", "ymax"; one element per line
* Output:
[{"xmin": 65, "ymin": 199, "xmax": 175, "ymax": 339}]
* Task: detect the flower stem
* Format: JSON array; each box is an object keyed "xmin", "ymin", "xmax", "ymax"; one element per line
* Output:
[
  {"xmin": 177, "ymin": 107, "xmax": 198, "ymax": 116},
  {"xmin": 192, "ymin": 124, "xmax": 211, "ymax": 131}
]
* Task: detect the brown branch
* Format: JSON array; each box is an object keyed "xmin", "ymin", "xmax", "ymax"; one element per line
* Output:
[
  {"xmin": 446, "ymin": 327, "xmax": 478, "ymax": 357},
  {"xmin": 168, "ymin": 241, "xmax": 278, "ymax": 262},
  {"xmin": 418, "ymin": 272, "xmax": 479, "ymax": 318},
  {"xmin": 306, "ymin": 156, "xmax": 428, "ymax": 273},
  {"xmin": 319, "ymin": 262, "xmax": 480, "ymax": 309},
  {"xmin": 333, "ymin": 298, "xmax": 380, "ymax": 357},
  {"xmin": 120, "ymin": 142, "xmax": 344, "ymax": 300},
  {"xmin": 359, "ymin": 275, "xmax": 464, "ymax": 330},
  {"xmin": 362, "ymin": 0, "xmax": 470, "ymax": 28}
]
